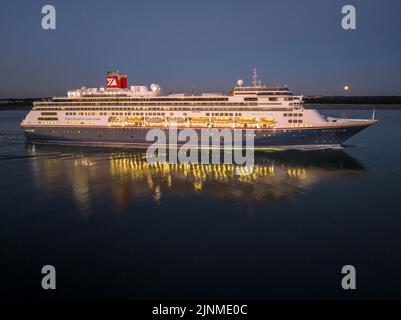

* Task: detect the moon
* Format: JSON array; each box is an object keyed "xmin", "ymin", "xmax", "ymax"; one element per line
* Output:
[{"xmin": 344, "ymin": 85, "xmax": 349, "ymax": 91}]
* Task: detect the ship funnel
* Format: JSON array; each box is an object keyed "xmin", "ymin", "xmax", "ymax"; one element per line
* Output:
[
  {"xmin": 105, "ymin": 71, "xmax": 128, "ymax": 89},
  {"xmin": 119, "ymin": 73, "xmax": 128, "ymax": 89}
]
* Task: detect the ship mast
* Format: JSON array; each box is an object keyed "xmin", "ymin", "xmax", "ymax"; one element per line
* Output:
[{"xmin": 252, "ymin": 68, "xmax": 257, "ymax": 87}]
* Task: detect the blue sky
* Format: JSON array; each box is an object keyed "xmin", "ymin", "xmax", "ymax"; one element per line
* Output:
[{"xmin": 0, "ymin": 0, "xmax": 400, "ymax": 97}]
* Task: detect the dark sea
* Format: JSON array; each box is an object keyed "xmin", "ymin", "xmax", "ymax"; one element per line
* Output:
[{"xmin": 0, "ymin": 109, "xmax": 400, "ymax": 299}]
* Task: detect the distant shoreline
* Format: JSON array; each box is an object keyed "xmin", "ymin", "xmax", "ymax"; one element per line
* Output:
[
  {"xmin": 0, "ymin": 105, "xmax": 32, "ymax": 111},
  {"xmin": 305, "ymin": 104, "xmax": 401, "ymax": 110}
]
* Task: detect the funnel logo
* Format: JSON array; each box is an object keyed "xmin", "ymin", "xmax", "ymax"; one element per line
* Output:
[{"xmin": 106, "ymin": 77, "xmax": 118, "ymax": 88}]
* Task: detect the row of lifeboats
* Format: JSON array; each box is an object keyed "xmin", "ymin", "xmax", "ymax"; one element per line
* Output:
[{"xmin": 109, "ymin": 116, "xmax": 276, "ymax": 125}]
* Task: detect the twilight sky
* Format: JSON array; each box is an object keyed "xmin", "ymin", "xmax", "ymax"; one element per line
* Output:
[{"xmin": 0, "ymin": 0, "xmax": 400, "ymax": 98}]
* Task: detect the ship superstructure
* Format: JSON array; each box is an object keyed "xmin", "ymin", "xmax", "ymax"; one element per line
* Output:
[{"xmin": 21, "ymin": 70, "xmax": 377, "ymax": 149}]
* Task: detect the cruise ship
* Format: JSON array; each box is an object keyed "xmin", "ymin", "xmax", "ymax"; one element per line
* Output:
[{"xmin": 21, "ymin": 70, "xmax": 377, "ymax": 149}]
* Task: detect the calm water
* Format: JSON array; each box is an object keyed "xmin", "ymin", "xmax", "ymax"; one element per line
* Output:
[{"xmin": 0, "ymin": 109, "xmax": 400, "ymax": 299}]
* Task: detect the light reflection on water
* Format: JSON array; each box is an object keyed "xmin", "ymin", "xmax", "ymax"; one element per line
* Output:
[
  {"xmin": 3, "ymin": 109, "xmax": 401, "ymax": 299},
  {"xmin": 25, "ymin": 144, "xmax": 365, "ymax": 215}
]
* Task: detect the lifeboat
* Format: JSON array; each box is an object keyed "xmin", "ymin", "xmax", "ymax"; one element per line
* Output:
[
  {"xmin": 236, "ymin": 117, "xmax": 256, "ymax": 123},
  {"xmin": 214, "ymin": 117, "xmax": 232, "ymax": 123},
  {"xmin": 260, "ymin": 117, "xmax": 276, "ymax": 123},
  {"xmin": 127, "ymin": 116, "xmax": 144, "ymax": 122},
  {"xmin": 190, "ymin": 117, "xmax": 209, "ymax": 122},
  {"xmin": 146, "ymin": 117, "xmax": 164, "ymax": 123},
  {"xmin": 108, "ymin": 116, "xmax": 124, "ymax": 123},
  {"xmin": 168, "ymin": 117, "xmax": 187, "ymax": 123}
]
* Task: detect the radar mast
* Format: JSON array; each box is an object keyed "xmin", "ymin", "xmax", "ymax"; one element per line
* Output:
[{"xmin": 252, "ymin": 68, "xmax": 258, "ymax": 87}]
